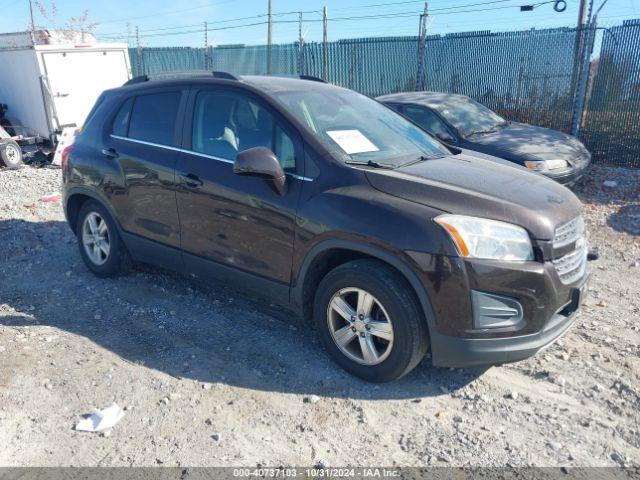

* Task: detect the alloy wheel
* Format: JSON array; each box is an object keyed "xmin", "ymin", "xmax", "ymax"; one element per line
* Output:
[
  {"xmin": 326, "ymin": 287, "xmax": 394, "ymax": 365},
  {"xmin": 82, "ymin": 212, "xmax": 110, "ymax": 266}
]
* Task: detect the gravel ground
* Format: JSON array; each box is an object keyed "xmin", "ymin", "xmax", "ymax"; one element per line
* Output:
[{"xmin": 0, "ymin": 164, "xmax": 638, "ymax": 468}]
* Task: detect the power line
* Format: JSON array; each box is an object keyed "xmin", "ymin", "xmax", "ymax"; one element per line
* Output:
[
  {"xmin": 97, "ymin": 1, "xmax": 564, "ymax": 41},
  {"xmin": 98, "ymin": 10, "xmax": 320, "ymax": 36},
  {"xmin": 98, "ymin": 1, "xmax": 524, "ymax": 37},
  {"xmin": 332, "ymin": 0, "xmax": 518, "ymax": 12}
]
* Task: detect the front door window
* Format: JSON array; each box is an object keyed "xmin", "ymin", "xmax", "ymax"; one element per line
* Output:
[{"xmin": 191, "ymin": 90, "xmax": 297, "ymax": 172}]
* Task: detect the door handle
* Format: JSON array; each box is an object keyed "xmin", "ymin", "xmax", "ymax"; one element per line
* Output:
[
  {"xmin": 101, "ymin": 148, "xmax": 119, "ymax": 159},
  {"xmin": 181, "ymin": 173, "xmax": 203, "ymax": 188}
]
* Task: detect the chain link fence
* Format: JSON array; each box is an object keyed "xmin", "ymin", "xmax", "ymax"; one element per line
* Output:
[
  {"xmin": 421, "ymin": 28, "xmax": 580, "ymax": 134},
  {"xmin": 581, "ymin": 20, "xmax": 640, "ymax": 168},
  {"xmin": 129, "ymin": 19, "xmax": 640, "ymax": 168}
]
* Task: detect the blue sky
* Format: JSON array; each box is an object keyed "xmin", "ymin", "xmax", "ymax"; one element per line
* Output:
[{"xmin": 0, "ymin": 0, "xmax": 638, "ymax": 47}]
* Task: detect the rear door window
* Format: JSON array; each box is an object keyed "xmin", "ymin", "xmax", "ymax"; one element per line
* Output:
[{"xmin": 128, "ymin": 91, "xmax": 182, "ymax": 146}]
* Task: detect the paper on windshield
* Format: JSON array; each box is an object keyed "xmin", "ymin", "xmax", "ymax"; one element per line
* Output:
[{"xmin": 326, "ymin": 130, "xmax": 379, "ymax": 155}]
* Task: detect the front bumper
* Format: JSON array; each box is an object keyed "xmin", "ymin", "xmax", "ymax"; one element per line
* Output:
[{"xmin": 429, "ymin": 275, "xmax": 588, "ymax": 367}]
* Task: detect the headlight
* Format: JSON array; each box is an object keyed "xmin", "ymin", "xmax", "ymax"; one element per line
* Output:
[
  {"xmin": 524, "ymin": 159, "xmax": 569, "ymax": 172},
  {"xmin": 435, "ymin": 215, "xmax": 534, "ymax": 261}
]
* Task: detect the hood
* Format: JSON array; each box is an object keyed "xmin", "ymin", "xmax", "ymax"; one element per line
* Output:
[
  {"xmin": 468, "ymin": 122, "xmax": 590, "ymax": 165},
  {"xmin": 365, "ymin": 152, "xmax": 582, "ymax": 240}
]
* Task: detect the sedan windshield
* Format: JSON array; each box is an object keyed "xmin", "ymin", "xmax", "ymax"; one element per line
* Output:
[
  {"xmin": 273, "ymin": 87, "xmax": 449, "ymax": 167},
  {"xmin": 431, "ymin": 97, "xmax": 507, "ymax": 137}
]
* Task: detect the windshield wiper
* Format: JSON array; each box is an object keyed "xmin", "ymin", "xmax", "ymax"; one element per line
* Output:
[
  {"xmin": 344, "ymin": 159, "xmax": 395, "ymax": 169},
  {"xmin": 467, "ymin": 121, "xmax": 509, "ymax": 137},
  {"xmin": 466, "ymin": 128, "xmax": 498, "ymax": 137},
  {"xmin": 397, "ymin": 154, "xmax": 440, "ymax": 168}
]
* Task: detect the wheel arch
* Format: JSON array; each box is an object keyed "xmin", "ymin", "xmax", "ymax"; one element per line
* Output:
[
  {"xmin": 65, "ymin": 187, "xmax": 120, "ymax": 234},
  {"xmin": 293, "ymin": 239, "xmax": 437, "ymax": 333}
]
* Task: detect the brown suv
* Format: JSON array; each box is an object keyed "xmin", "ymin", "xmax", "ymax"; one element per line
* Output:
[{"xmin": 62, "ymin": 73, "xmax": 589, "ymax": 382}]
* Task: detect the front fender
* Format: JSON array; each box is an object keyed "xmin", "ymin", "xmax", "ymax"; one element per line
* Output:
[{"xmin": 291, "ymin": 237, "xmax": 439, "ymax": 334}]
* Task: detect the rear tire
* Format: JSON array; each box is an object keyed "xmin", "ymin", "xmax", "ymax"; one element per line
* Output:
[
  {"xmin": 0, "ymin": 140, "xmax": 23, "ymax": 169},
  {"xmin": 314, "ymin": 259, "xmax": 429, "ymax": 382},
  {"xmin": 76, "ymin": 200, "xmax": 129, "ymax": 277}
]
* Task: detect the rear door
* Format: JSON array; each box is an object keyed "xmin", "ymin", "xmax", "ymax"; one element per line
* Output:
[
  {"xmin": 105, "ymin": 88, "xmax": 187, "ymax": 249},
  {"xmin": 175, "ymin": 86, "xmax": 304, "ymax": 287},
  {"xmin": 41, "ymin": 49, "xmax": 130, "ymax": 128}
]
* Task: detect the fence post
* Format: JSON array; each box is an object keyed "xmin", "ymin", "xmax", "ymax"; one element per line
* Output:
[
  {"xmin": 297, "ymin": 12, "xmax": 304, "ymax": 76},
  {"xmin": 322, "ymin": 6, "xmax": 328, "ymax": 80},
  {"xmin": 135, "ymin": 26, "xmax": 142, "ymax": 76},
  {"xmin": 267, "ymin": 0, "xmax": 273, "ymax": 74},
  {"xmin": 204, "ymin": 22, "xmax": 209, "ymax": 70},
  {"xmin": 415, "ymin": 3, "xmax": 428, "ymax": 91}
]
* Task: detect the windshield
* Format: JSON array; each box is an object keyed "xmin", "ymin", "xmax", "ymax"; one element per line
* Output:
[
  {"xmin": 432, "ymin": 97, "xmax": 506, "ymax": 137},
  {"xmin": 273, "ymin": 87, "xmax": 449, "ymax": 166}
]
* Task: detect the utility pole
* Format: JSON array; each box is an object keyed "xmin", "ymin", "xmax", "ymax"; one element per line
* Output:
[
  {"xmin": 204, "ymin": 21, "xmax": 209, "ymax": 70},
  {"xmin": 577, "ymin": 0, "xmax": 590, "ymax": 26},
  {"xmin": 267, "ymin": 0, "xmax": 273, "ymax": 74},
  {"xmin": 570, "ymin": 0, "xmax": 591, "ymax": 122},
  {"xmin": 322, "ymin": 6, "xmax": 328, "ymax": 80},
  {"xmin": 571, "ymin": 0, "xmax": 606, "ymax": 136},
  {"xmin": 415, "ymin": 2, "xmax": 428, "ymax": 91},
  {"xmin": 28, "ymin": 0, "xmax": 36, "ymax": 45},
  {"xmin": 298, "ymin": 12, "xmax": 304, "ymax": 76}
]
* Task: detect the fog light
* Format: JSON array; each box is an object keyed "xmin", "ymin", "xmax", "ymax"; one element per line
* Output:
[{"xmin": 471, "ymin": 291, "xmax": 523, "ymax": 329}]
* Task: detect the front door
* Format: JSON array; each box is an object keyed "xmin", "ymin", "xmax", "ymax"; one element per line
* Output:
[{"xmin": 175, "ymin": 87, "xmax": 304, "ymax": 287}]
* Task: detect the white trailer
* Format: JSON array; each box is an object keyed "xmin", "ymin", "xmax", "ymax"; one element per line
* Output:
[{"xmin": 0, "ymin": 34, "xmax": 131, "ymax": 157}]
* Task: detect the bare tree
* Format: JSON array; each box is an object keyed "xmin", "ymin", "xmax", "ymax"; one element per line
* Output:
[{"xmin": 32, "ymin": 1, "xmax": 99, "ymax": 42}]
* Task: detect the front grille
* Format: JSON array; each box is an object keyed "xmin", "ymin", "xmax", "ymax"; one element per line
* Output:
[
  {"xmin": 553, "ymin": 244, "xmax": 587, "ymax": 285},
  {"xmin": 554, "ymin": 215, "xmax": 585, "ymax": 249}
]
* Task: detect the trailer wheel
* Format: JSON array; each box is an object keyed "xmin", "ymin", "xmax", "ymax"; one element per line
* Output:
[{"xmin": 0, "ymin": 140, "xmax": 23, "ymax": 169}]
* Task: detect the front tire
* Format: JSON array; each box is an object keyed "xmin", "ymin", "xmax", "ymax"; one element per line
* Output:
[
  {"xmin": 76, "ymin": 201, "xmax": 129, "ymax": 277},
  {"xmin": 314, "ymin": 259, "xmax": 429, "ymax": 382}
]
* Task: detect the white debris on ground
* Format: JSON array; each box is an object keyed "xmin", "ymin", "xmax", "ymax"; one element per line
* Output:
[
  {"xmin": 0, "ymin": 163, "xmax": 638, "ymax": 467},
  {"xmin": 75, "ymin": 404, "xmax": 125, "ymax": 432}
]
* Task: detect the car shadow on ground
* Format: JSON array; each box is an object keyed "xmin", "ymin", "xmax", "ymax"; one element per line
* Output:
[
  {"xmin": 606, "ymin": 204, "xmax": 640, "ymax": 236},
  {"xmin": 1, "ymin": 218, "xmax": 487, "ymax": 400}
]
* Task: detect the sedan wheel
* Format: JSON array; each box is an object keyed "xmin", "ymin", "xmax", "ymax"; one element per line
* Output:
[{"xmin": 327, "ymin": 287, "xmax": 394, "ymax": 366}]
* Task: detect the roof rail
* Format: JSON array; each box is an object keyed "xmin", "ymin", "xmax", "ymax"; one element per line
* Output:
[
  {"xmin": 123, "ymin": 75, "xmax": 149, "ymax": 86},
  {"xmin": 122, "ymin": 71, "xmax": 239, "ymax": 87},
  {"xmin": 299, "ymin": 75, "xmax": 327, "ymax": 83},
  {"xmin": 212, "ymin": 71, "xmax": 239, "ymax": 80}
]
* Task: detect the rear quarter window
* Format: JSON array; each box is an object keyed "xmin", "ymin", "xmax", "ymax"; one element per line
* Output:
[
  {"xmin": 127, "ymin": 91, "xmax": 182, "ymax": 146},
  {"xmin": 112, "ymin": 97, "xmax": 134, "ymax": 137}
]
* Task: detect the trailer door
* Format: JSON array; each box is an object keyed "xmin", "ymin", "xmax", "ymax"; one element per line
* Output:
[{"xmin": 41, "ymin": 49, "xmax": 130, "ymax": 128}]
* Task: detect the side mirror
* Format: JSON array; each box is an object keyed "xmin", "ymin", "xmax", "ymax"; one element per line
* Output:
[
  {"xmin": 436, "ymin": 132, "xmax": 455, "ymax": 143},
  {"xmin": 233, "ymin": 146, "xmax": 287, "ymax": 196}
]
